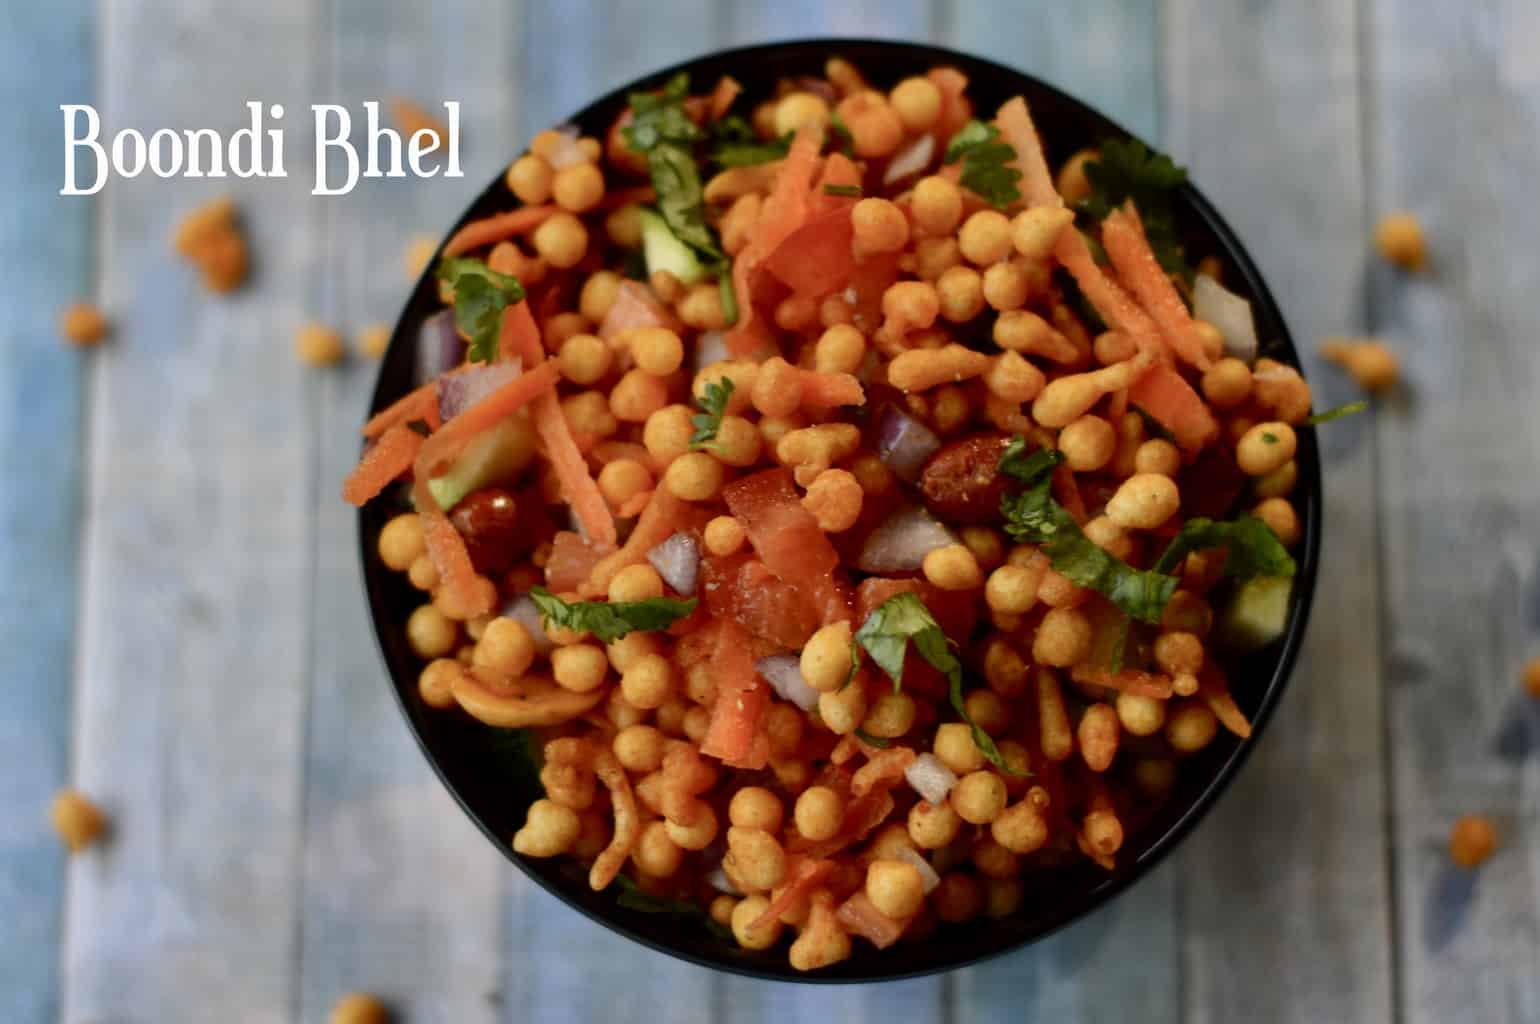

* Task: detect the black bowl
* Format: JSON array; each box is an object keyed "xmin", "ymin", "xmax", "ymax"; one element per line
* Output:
[{"xmin": 360, "ymin": 38, "xmax": 1322, "ymax": 983}]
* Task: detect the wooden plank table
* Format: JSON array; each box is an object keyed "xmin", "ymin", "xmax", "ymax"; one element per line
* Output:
[{"xmin": 1, "ymin": 0, "xmax": 1535, "ymax": 1020}]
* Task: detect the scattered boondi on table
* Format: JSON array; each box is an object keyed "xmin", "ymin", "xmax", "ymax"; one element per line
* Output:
[{"xmin": 346, "ymin": 55, "xmax": 1340, "ymax": 970}]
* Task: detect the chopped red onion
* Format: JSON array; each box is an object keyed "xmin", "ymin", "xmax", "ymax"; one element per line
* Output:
[
  {"xmin": 884, "ymin": 134, "xmax": 935, "ymax": 186},
  {"xmin": 706, "ymin": 866, "xmax": 741, "ymax": 895},
  {"xmin": 415, "ymin": 310, "xmax": 463, "ymax": 385},
  {"xmin": 856, "ymin": 504, "xmax": 957, "ymax": 574},
  {"xmin": 792, "ymin": 76, "xmax": 837, "ymax": 104},
  {"xmin": 545, "ymin": 125, "xmax": 587, "ymax": 170},
  {"xmin": 1192, "ymin": 273, "xmax": 1258, "ymax": 364},
  {"xmin": 755, "ymin": 654, "xmax": 820, "ymax": 711},
  {"xmin": 893, "ymin": 846, "xmax": 941, "ymax": 894},
  {"xmin": 503, "ymin": 593, "xmax": 554, "ymax": 656},
  {"xmin": 646, "ymin": 532, "xmax": 701, "ymax": 596},
  {"xmin": 873, "ymin": 406, "xmax": 942, "ymax": 483},
  {"xmin": 436, "ymin": 359, "xmax": 522, "ymax": 422},
  {"xmin": 905, "ymin": 752, "xmax": 958, "ymax": 806},
  {"xmin": 693, "ymin": 329, "xmax": 729, "ymax": 371}
]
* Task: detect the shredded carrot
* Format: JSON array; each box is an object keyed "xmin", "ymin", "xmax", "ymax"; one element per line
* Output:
[
  {"xmin": 499, "ymin": 299, "xmax": 545, "ymax": 364},
  {"xmin": 342, "ymin": 424, "xmax": 423, "ymax": 507},
  {"xmin": 616, "ymin": 489, "xmax": 653, "ymax": 519},
  {"xmin": 412, "ymin": 473, "xmax": 495, "ymax": 619},
  {"xmin": 442, "ymin": 204, "xmax": 557, "ymax": 258},
  {"xmin": 797, "ymin": 367, "xmax": 866, "ymax": 410},
  {"xmin": 700, "ymin": 619, "xmax": 769, "ymax": 768},
  {"xmin": 850, "ymin": 747, "xmax": 916, "ymax": 798},
  {"xmin": 1108, "ymin": 387, "xmax": 1129, "ymax": 422},
  {"xmin": 725, "ymin": 123, "xmax": 821, "ymax": 356},
  {"xmin": 532, "ymin": 389, "xmax": 617, "ymax": 549},
  {"xmin": 709, "ymin": 75, "xmax": 742, "ymax": 120},
  {"xmin": 1055, "ymin": 229, "xmax": 1164, "ymax": 355},
  {"xmin": 361, "ymin": 380, "xmax": 441, "ymax": 439},
  {"xmin": 995, "ymin": 97, "xmax": 1059, "ymax": 208},
  {"xmin": 810, "ymin": 152, "xmax": 862, "ymax": 215},
  {"xmin": 836, "ymin": 892, "xmax": 907, "ymax": 950},
  {"xmin": 1128, "ymin": 360, "xmax": 1218, "ymax": 453},
  {"xmin": 417, "ymin": 360, "xmax": 560, "ymax": 477},
  {"xmin": 750, "ymin": 857, "xmax": 835, "ymax": 932},
  {"xmin": 1070, "ymin": 664, "xmax": 1174, "ymax": 699},
  {"xmin": 1102, "ymin": 204, "xmax": 1213, "ymax": 370}
]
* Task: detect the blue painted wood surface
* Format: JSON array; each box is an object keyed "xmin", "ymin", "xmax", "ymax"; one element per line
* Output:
[{"xmin": 0, "ymin": 6, "xmax": 91, "ymax": 1023}]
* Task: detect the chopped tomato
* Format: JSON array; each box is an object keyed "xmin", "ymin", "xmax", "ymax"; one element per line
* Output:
[
  {"xmin": 763, "ymin": 206, "xmax": 856, "ymax": 296},
  {"xmin": 700, "ymin": 619, "xmax": 770, "ymax": 768},
  {"xmin": 545, "ymin": 531, "xmax": 612, "ymax": 593},
  {"xmin": 723, "ymin": 469, "xmax": 852, "ymax": 624},
  {"xmin": 836, "ymin": 892, "xmax": 907, "ymax": 950},
  {"xmin": 600, "ymin": 279, "xmax": 680, "ymax": 341},
  {"xmin": 843, "ymin": 251, "xmax": 900, "ymax": 333},
  {"xmin": 1129, "ymin": 361, "xmax": 1218, "ymax": 453},
  {"xmin": 700, "ymin": 553, "xmax": 821, "ymax": 649},
  {"xmin": 1178, "ymin": 443, "xmax": 1248, "ymax": 519},
  {"xmin": 854, "ymin": 577, "xmax": 976, "ymax": 642},
  {"xmin": 343, "ymin": 424, "xmax": 422, "ymax": 507}
]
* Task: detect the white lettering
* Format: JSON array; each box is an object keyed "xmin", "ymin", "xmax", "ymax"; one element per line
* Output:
[
  {"xmin": 406, "ymin": 129, "xmax": 440, "ymax": 178},
  {"xmin": 228, "ymin": 101, "xmax": 266, "ymax": 178},
  {"xmin": 111, "ymin": 129, "xmax": 147, "ymax": 178},
  {"xmin": 312, "ymin": 105, "xmax": 358, "ymax": 196},
  {"xmin": 182, "ymin": 128, "xmax": 224, "ymax": 177},
  {"xmin": 148, "ymin": 128, "xmax": 184, "ymax": 177},
  {"xmin": 267, "ymin": 104, "xmax": 286, "ymax": 177},
  {"xmin": 443, "ymin": 102, "xmax": 462, "ymax": 178},
  {"xmin": 363, "ymin": 101, "xmax": 403, "ymax": 178},
  {"xmin": 60, "ymin": 105, "xmax": 107, "ymax": 195}
]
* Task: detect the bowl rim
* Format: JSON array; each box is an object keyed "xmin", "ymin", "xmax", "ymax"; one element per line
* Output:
[{"xmin": 358, "ymin": 36, "xmax": 1322, "ymax": 984}]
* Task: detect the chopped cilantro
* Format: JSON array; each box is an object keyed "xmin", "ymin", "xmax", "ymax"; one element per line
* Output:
[
  {"xmin": 710, "ymin": 120, "xmax": 792, "ymax": 168},
  {"xmin": 1079, "ymin": 138, "xmax": 1191, "ymax": 278},
  {"xmin": 943, "ymin": 120, "xmax": 1023, "ymax": 209},
  {"xmin": 1305, "ymin": 400, "xmax": 1368, "ymax": 425},
  {"xmin": 822, "ymin": 183, "xmax": 863, "ymax": 197},
  {"xmin": 828, "ymin": 111, "xmax": 855, "ymax": 157},
  {"xmin": 852, "ymin": 593, "xmax": 1023, "ymax": 775},
  {"xmin": 527, "ymin": 587, "xmax": 696, "ymax": 644},
  {"xmin": 854, "ymin": 728, "xmax": 891, "ymax": 749},
  {"xmin": 1262, "ymin": 432, "xmax": 1279, "ymax": 444},
  {"xmin": 998, "ymin": 438, "xmax": 1178, "ymax": 623},
  {"xmin": 436, "ymin": 257, "xmax": 525, "ymax": 364},
  {"xmin": 611, "ymin": 875, "xmax": 731, "ymax": 940},
  {"xmin": 688, "ymin": 377, "xmax": 735, "ymax": 450},
  {"xmin": 1149, "ymin": 516, "xmax": 1297, "ymax": 580}
]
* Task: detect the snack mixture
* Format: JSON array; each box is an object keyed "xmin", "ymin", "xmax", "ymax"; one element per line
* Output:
[{"xmin": 346, "ymin": 56, "xmax": 1325, "ymax": 970}]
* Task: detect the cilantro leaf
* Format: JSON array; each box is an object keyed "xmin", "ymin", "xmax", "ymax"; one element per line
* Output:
[
  {"xmin": 853, "ymin": 728, "xmax": 891, "ymax": 749},
  {"xmin": 646, "ymin": 145, "xmax": 722, "ymax": 260},
  {"xmin": 828, "ymin": 111, "xmax": 855, "ymax": 157},
  {"xmin": 528, "ymin": 586, "xmax": 696, "ymax": 643},
  {"xmin": 436, "ymin": 257, "xmax": 525, "ymax": 364},
  {"xmin": 943, "ymin": 120, "xmax": 1023, "ymax": 209},
  {"xmin": 822, "ymin": 184, "xmax": 862, "ymax": 197},
  {"xmin": 853, "ymin": 593, "xmax": 1024, "ymax": 775},
  {"xmin": 998, "ymin": 438, "xmax": 1178, "ymax": 623},
  {"xmin": 1150, "ymin": 515, "xmax": 1297, "ymax": 580},
  {"xmin": 717, "ymin": 273, "xmax": 739, "ymax": 326},
  {"xmin": 688, "ymin": 377, "xmax": 735, "ymax": 450},
  {"xmin": 1079, "ymin": 138, "xmax": 1190, "ymax": 278},
  {"xmin": 1305, "ymin": 399, "xmax": 1368, "ymax": 425},
  {"xmin": 622, "ymin": 73, "xmax": 700, "ymax": 152},
  {"xmin": 710, "ymin": 121, "xmax": 792, "ymax": 168},
  {"xmin": 610, "ymin": 874, "xmax": 731, "ymax": 940}
]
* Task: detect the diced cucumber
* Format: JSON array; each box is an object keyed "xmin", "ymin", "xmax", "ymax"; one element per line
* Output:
[
  {"xmin": 423, "ymin": 416, "xmax": 536, "ymax": 511},
  {"xmin": 639, "ymin": 208, "xmax": 707, "ymax": 285},
  {"xmin": 1216, "ymin": 575, "xmax": 1293, "ymax": 651}
]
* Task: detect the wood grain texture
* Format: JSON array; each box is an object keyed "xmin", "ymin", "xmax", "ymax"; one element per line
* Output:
[
  {"xmin": 291, "ymin": 2, "xmax": 522, "ymax": 1022},
  {"xmin": 1163, "ymin": 2, "xmax": 1395, "ymax": 1022},
  {"xmin": 0, "ymin": 5, "xmax": 92, "ymax": 1023},
  {"xmin": 1368, "ymin": 1, "xmax": 1540, "ymax": 1021},
  {"xmin": 60, "ymin": 1, "xmax": 323, "ymax": 1019},
  {"xmin": 938, "ymin": 4, "xmax": 1179, "ymax": 1021}
]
